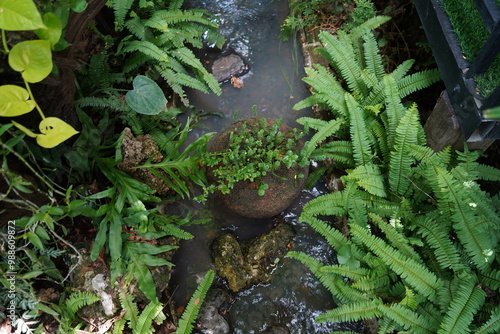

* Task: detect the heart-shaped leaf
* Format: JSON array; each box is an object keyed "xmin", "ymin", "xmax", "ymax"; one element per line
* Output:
[
  {"xmin": 125, "ymin": 75, "xmax": 168, "ymax": 115},
  {"xmin": 0, "ymin": 0, "xmax": 46, "ymax": 30},
  {"xmin": 9, "ymin": 40, "xmax": 53, "ymax": 83},
  {"xmin": 12, "ymin": 118, "xmax": 79, "ymax": 148},
  {"xmin": 35, "ymin": 13, "xmax": 62, "ymax": 48},
  {"xmin": 37, "ymin": 117, "xmax": 79, "ymax": 148},
  {"xmin": 0, "ymin": 85, "xmax": 36, "ymax": 116}
]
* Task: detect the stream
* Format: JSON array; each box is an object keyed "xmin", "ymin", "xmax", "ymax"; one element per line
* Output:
[{"xmin": 169, "ymin": 0, "xmax": 363, "ymax": 332}]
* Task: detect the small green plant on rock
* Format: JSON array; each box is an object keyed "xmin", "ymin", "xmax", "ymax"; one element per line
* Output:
[{"xmin": 199, "ymin": 116, "xmax": 309, "ymax": 200}]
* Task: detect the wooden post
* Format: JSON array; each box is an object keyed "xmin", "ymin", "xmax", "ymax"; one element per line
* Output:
[{"xmin": 424, "ymin": 91, "xmax": 494, "ymax": 151}]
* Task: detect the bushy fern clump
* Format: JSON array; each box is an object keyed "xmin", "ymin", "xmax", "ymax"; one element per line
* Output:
[{"xmin": 290, "ymin": 18, "xmax": 500, "ymax": 333}]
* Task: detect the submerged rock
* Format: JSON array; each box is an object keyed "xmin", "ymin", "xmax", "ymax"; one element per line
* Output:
[
  {"xmin": 196, "ymin": 288, "xmax": 232, "ymax": 334},
  {"xmin": 212, "ymin": 223, "xmax": 295, "ymax": 292},
  {"xmin": 211, "ymin": 53, "xmax": 249, "ymax": 83}
]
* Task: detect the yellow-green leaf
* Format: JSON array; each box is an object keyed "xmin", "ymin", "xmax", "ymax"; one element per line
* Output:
[
  {"xmin": 8, "ymin": 40, "xmax": 53, "ymax": 83},
  {"xmin": 0, "ymin": 85, "xmax": 36, "ymax": 116},
  {"xmin": 36, "ymin": 117, "xmax": 79, "ymax": 148},
  {"xmin": 35, "ymin": 13, "xmax": 62, "ymax": 48},
  {"xmin": 0, "ymin": 0, "xmax": 45, "ymax": 30}
]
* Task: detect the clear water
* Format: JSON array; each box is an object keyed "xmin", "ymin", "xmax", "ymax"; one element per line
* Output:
[{"xmin": 169, "ymin": 0, "xmax": 362, "ymax": 332}]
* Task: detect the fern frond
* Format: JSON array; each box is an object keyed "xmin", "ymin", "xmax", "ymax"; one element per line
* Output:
[
  {"xmin": 475, "ymin": 306, "xmax": 500, "ymax": 334},
  {"xmin": 383, "ymin": 75, "xmax": 406, "ymax": 147},
  {"xmin": 287, "ymin": 251, "xmax": 371, "ymax": 303},
  {"xmin": 349, "ymin": 16, "xmax": 391, "ymax": 39},
  {"xmin": 309, "ymin": 140, "xmax": 354, "ymax": 165},
  {"xmin": 350, "ymin": 224, "xmax": 442, "ymax": 300},
  {"xmin": 378, "ymin": 303, "xmax": 439, "ymax": 334},
  {"xmin": 150, "ymin": 9, "xmax": 218, "ymax": 28},
  {"xmin": 363, "ymin": 33, "xmax": 384, "ymax": 81},
  {"xmin": 176, "ymin": 270, "xmax": 214, "ymax": 334},
  {"xmin": 436, "ymin": 168, "xmax": 495, "ymax": 270},
  {"xmin": 123, "ymin": 52, "xmax": 149, "ymax": 74},
  {"xmin": 346, "ymin": 93, "xmax": 373, "ymax": 165},
  {"xmin": 65, "ymin": 292, "xmax": 100, "ymax": 316},
  {"xmin": 346, "ymin": 164, "xmax": 386, "ymax": 197},
  {"xmin": 316, "ymin": 301, "xmax": 382, "ymax": 323},
  {"xmin": 319, "ymin": 30, "xmax": 365, "ymax": 95},
  {"xmin": 390, "ymin": 59, "xmax": 415, "ymax": 81},
  {"xmin": 113, "ymin": 0, "xmax": 134, "ymax": 30},
  {"xmin": 299, "ymin": 65, "xmax": 348, "ymax": 117},
  {"xmin": 301, "ymin": 192, "xmax": 346, "ymax": 217},
  {"xmin": 76, "ymin": 96, "xmax": 131, "ymax": 112},
  {"xmin": 480, "ymin": 269, "xmax": 500, "ymax": 290},
  {"xmin": 125, "ymin": 17, "xmax": 151, "ymax": 41},
  {"xmin": 134, "ymin": 300, "xmax": 166, "ymax": 334},
  {"xmin": 388, "ymin": 106, "xmax": 420, "ymax": 195},
  {"xmin": 121, "ymin": 41, "xmax": 170, "ymax": 62},
  {"xmin": 438, "ymin": 276, "xmax": 486, "ymax": 334},
  {"xmin": 412, "ymin": 214, "xmax": 462, "ymax": 272},
  {"xmin": 369, "ymin": 213, "xmax": 420, "ymax": 261},
  {"xmin": 320, "ymin": 264, "xmax": 371, "ymax": 280},
  {"xmin": 398, "ymin": 69, "xmax": 441, "ymax": 99},
  {"xmin": 297, "ymin": 117, "xmax": 344, "ymax": 159}
]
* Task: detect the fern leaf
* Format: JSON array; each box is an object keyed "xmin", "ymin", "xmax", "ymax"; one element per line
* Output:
[
  {"xmin": 480, "ymin": 269, "xmax": 500, "ymax": 290},
  {"xmin": 388, "ymin": 105, "xmax": 420, "ymax": 195},
  {"xmin": 369, "ymin": 213, "xmax": 421, "ymax": 261},
  {"xmin": 150, "ymin": 9, "xmax": 218, "ymax": 28},
  {"xmin": 378, "ymin": 303, "xmax": 439, "ymax": 334},
  {"xmin": 113, "ymin": 0, "xmax": 134, "ymax": 30},
  {"xmin": 119, "ymin": 291, "xmax": 139, "ymax": 328},
  {"xmin": 383, "ymin": 75, "xmax": 406, "ymax": 147},
  {"xmin": 350, "ymin": 224, "xmax": 442, "ymax": 300},
  {"xmin": 363, "ymin": 33, "xmax": 384, "ymax": 81},
  {"xmin": 288, "ymin": 251, "xmax": 371, "ymax": 303},
  {"xmin": 309, "ymin": 140, "xmax": 354, "ymax": 165},
  {"xmin": 316, "ymin": 301, "xmax": 382, "ymax": 323},
  {"xmin": 297, "ymin": 117, "xmax": 344, "ymax": 158},
  {"xmin": 412, "ymin": 214, "xmax": 462, "ymax": 272},
  {"xmin": 319, "ymin": 30, "xmax": 365, "ymax": 96},
  {"xmin": 320, "ymin": 264, "xmax": 371, "ymax": 280},
  {"xmin": 125, "ymin": 17, "xmax": 151, "ymax": 41},
  {"xmin": 176, "ymin": 270, "xmax": 214, "ymax": 334},
  {"xmin": 436, "ymin": 168, "xmax": 495, "ymax": 270},
  {"xmin": 301, "ymin": 192, "xmax": 347, "ymax": 217},
  {"xmin": 398, "ymin": 69, "xmax": 441, "ymax": 99},
  {"xmin": 65, "ymin": 292, "xmax": 100, "ymax": 316},
  {"xmin": 299, "ymin": 65, "xmax": 348, "ymax": 117},
  {"xmin": 475, "ymin": 306, "xmax": 500, "ymax": 334},
  {"xmin": 346, "ymin": 164, "xmax": 386, "ymax": 197},
  {"xmin": 438, "ymin": 276, "xmax": 486, "ymax": 334},
  {"xmin": 346, "ymin": 93, "xmax": 373, "ymax": 165},
  {"xmin": 122, "ymin": 41, "xmax": 170, "ymax": 62},
  {"xmin": 350, "ymin": 16, "xmax": 391, "ymax": 40},
  {"xmin": 134, "ymin": 300, "xmax": 166, "ymax": 334}
]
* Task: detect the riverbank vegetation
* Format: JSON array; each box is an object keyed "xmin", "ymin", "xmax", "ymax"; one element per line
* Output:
[{"xmin": 1, "ymin": 0, "xmax": 499, "ymax": 333}]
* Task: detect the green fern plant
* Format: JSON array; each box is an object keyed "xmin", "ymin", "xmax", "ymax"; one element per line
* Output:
[
  {"xmin": 290, "ymin": 17, "xmax": 500, "ymax": 334},
  {"xmin": 110, "ymin": 0, "xmax": 225, "ymax": 104},
  {"xmin": 175, "ymin": 270, "xmax": 215, "ymax": 334}
]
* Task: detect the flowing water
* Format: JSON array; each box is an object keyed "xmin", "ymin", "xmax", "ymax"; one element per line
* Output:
[{"xmin": 169, "ymin": 0, "xmax": 363, "ymax": 332}]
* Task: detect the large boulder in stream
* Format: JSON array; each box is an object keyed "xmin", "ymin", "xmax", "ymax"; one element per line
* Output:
[
  {"xmin": 212, "ymin": 223, "xmax": 295, "ymax": 292},
  {"xmin": 208, "ymin": 117, "xmax": 309, "ymax": 219},
  {"xmin": 210, "ymin": 52, "xmax": 249, "ymax": 82}
]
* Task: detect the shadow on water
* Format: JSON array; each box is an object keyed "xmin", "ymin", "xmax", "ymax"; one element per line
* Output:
[{"xmin": 169, "ymin": 0, "xmax": 363, "ymax": 332}]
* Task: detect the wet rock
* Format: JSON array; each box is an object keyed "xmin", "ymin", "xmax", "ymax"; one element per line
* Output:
[
  {"xmin": 208, "ymin": 117, "xmax": 309, "ymax": 219},
  {"xmin": 212, "ymin": 223, "xmax": 295, "ymax": 292},
  {"xmin": 116, "ymin": 127, "xmax": 171, "ymax": 196},
  {"xmin": 212, "ymin": 234, "xmax": 251, "ymax": 292},
  {"xmin": 211, "ymin": 53, "xmax": 249, "ymax": 83},
  {"xmin": 196, "ymin": 288, "xmax": 232, "ymax": 334}
]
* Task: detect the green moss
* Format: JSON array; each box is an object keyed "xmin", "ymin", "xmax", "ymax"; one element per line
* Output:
[{"xmin": 440, "ymin": 0, "xmax": 500, "ymax": 97}]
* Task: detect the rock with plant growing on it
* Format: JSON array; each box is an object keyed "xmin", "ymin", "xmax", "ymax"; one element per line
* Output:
[{"xmin": 200, "ymin": 116, "xmax": 310, "ymax": 218}]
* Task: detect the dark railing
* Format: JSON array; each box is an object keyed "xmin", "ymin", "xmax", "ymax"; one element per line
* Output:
[{"xmin": 414, "ymin": 0, "xmax": 500, "ymax": 140}]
